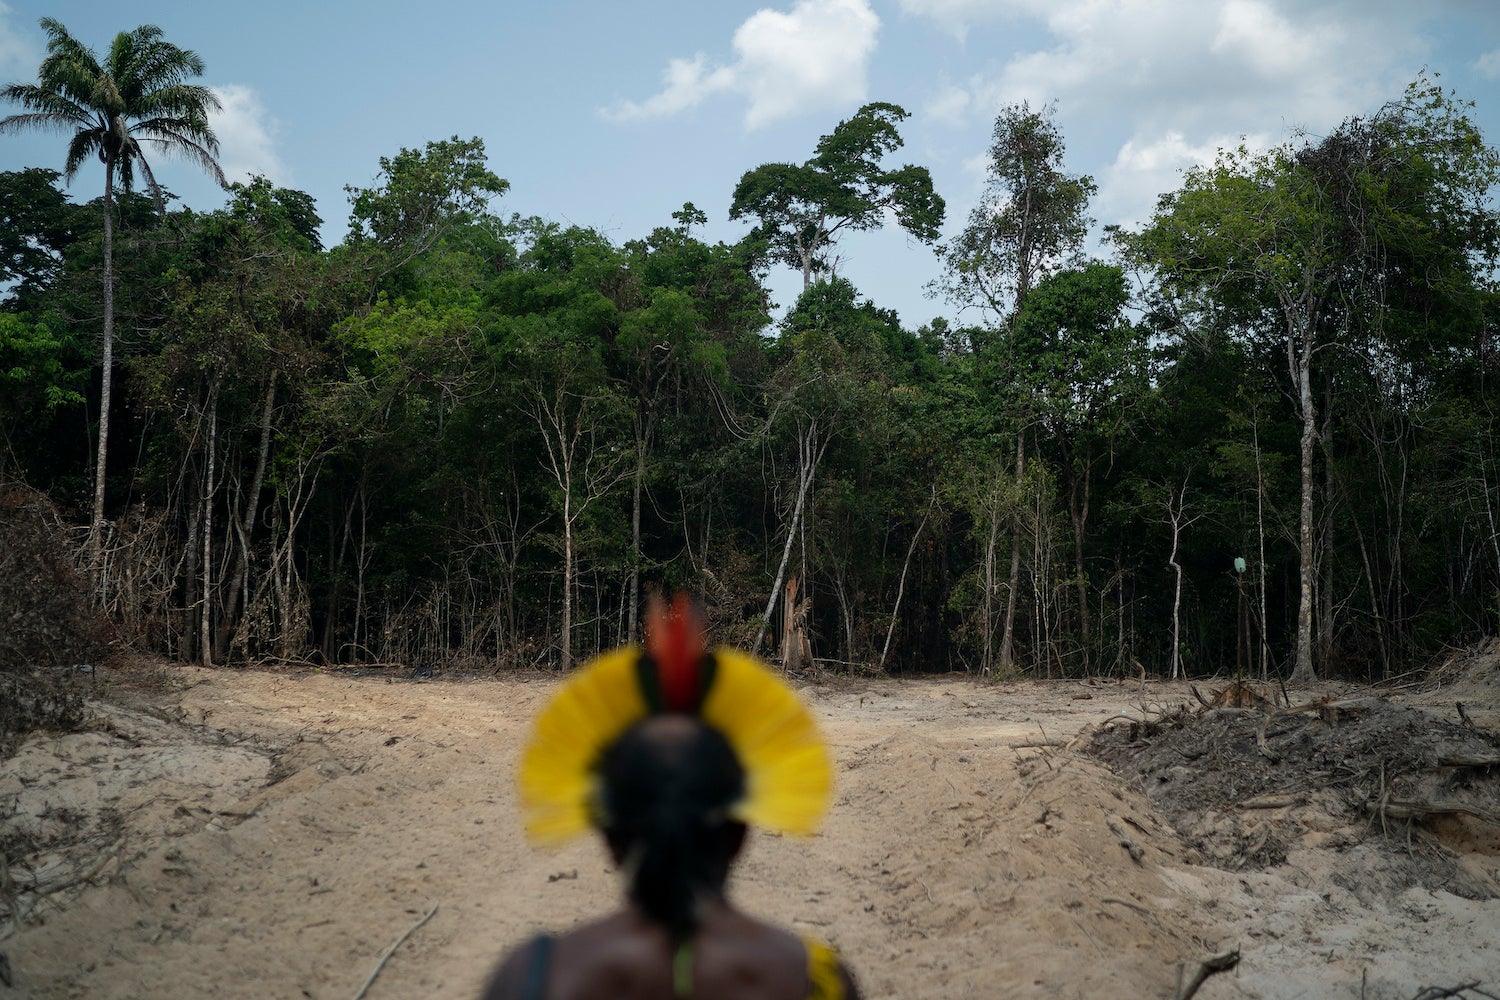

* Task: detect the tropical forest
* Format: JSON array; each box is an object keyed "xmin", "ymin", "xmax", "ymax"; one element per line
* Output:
[{"xmin": 3, "ymin": 21, "xmax": 1499, "ymax": 691}]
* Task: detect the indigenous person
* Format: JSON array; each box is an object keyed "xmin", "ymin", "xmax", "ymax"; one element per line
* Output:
[{"xmin": 483, "ymin": 596, "xmax": 860, "ymax": 1000}]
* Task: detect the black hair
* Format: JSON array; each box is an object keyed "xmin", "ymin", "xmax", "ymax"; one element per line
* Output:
[{"xmin": 597, "ymin": 714, "xmax": 746, "ymax": 941}]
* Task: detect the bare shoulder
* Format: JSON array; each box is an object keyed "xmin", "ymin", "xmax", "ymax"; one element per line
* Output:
[
  {"xmin": 481, "ymin": 915, "xmax": 639, "ymax": 1000},
  {"xmin": 479, "ymin": 934, "xmax": 547, "ymax": 1000}
]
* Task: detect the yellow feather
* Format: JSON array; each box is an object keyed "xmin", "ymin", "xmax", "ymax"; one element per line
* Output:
[
  {"xmin": 517, "ymin": 643, "xmax": 833, "ymax": 844},
  {"xmin": 702, "ymin": 649, "xmax": 832, "ymax": 836},
  {"xmin": 519, "ymin": 647, "xmax": 649, "ymax": 843}
]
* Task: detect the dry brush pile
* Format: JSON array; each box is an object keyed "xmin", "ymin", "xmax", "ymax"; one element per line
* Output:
[
  {"xmin": 0, "ymin": 484, "xmax": 108, "ymax": 755},
  {"xmin": 1086, "ymin": 680, "xmax": 1500, "ymax": 899}
]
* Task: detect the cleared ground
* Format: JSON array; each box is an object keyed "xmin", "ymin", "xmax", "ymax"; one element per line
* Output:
[{"xmin": 3, "ymin": 654, "xmax": 1498, "ymax": 998}]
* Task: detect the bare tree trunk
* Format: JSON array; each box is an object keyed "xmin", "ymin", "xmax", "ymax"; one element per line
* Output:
[
  {"xmin": 752, "ymin": 421, "xmax": 827, "ymax": 657},
  {"xmin": 223, "ymin": 375, "xmax": 276, "ymax": 655},
  {"xmin": 1164, "ymin": 473, "xmax": 1200, "ymax": 680},
  {"xmin": 1252, "ymin": 413, "xmax": 1270, "ymax": 680},
  {"xmin": 780, "ymin": 576, "xmax": 804, "ymax": 670},
  {"xmin": 981, "ymin": 494, "xmax": 999, "ymax": 674},
  {"xmin": 1067, "ymin": 449, "xmax": 1094, "ymax": 672},
  {"xmin": 200, "ymin": 385, "xmax": 219, "ymax": 667},
  {"xmin": 1292, "ymin": 337, "xmax": 1318, "ymax": 685},
  {"xmin": 1275, "ymin": 297, "xmax": 1321, "ymax": 686},
  {"xmin": 1318, "ymin": 399, "xmax": 1336, "ymax": 671},
  {"xmin": 998, "ymin": 431, "xmax": 1025, "ymax": 669},
  {"xmin": 879, "ymin": 488, "xmax": 934, "ymax": 671},
  {"xmin": 90, "ymin": 161, "xmax": 117, "ymax": 566},
  {"xmin": 531, "ymin": 382, "xmax": 629, "ymax": 669},
  {"xmin": 561, "ymin": 475, "xmax": 574, "ymax": 669},
  {"xmin": 627, "ymin": 423, "xmax": 647, "ymax": 644},
  {"xmin": 180, "ymin": 501, "xmax": 200, "ymax": 663}
]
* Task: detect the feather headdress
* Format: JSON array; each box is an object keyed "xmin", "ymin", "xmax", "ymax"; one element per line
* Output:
[{"xmin": 519, "ymin": 594, "xmax": 832, "ymax": 844}]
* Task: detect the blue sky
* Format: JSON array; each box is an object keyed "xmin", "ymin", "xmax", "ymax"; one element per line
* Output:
[{"xmin": 3, "ymin": 0, "xmax": 1499, "ymax": 329}]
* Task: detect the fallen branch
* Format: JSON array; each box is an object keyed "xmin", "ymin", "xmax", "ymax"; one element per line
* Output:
[
  {"xmin": 8, "ymin": 843, "xmax": 120, "ymax": 898},
  {"xmin": 1238, "ymin": 794, "xmax": 1302, "ymax": 810},
  {"xmin": 352, "ymin": 901, "xmax": 439, "ymax": 1000},
  {"xmin": 1105, "ymin": 814, "xmax": 1144, "ymax": 864},
  {"xmin": 1277, "ymin": 696, "xmax": 1380, "ymax": 721},
  {"xmin": 1365, "ymin": 799, "xmax": 1499, "ymax": 825},
  {"xmin": 1436, "ymin": 754, "xmax": 1500, "ymax": 769},
  {"xmin": 1100, "ymin": 896, "xmax": 1152, "ymax": 916},
  {"xmin": 1254, "ymin": 716, "xmax": 1281, "ymax": 762},
  {"xmin": 1176, "ymin": 948, "xmax": 1240, "ymax": 1000},
  {"xmin": 1409, "ymin": 983, "xmax": 1500, "ymax": 1000}
]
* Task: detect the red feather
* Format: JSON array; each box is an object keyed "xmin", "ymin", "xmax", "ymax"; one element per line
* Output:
[{"xmin": 646, "ymin": 592, "xmax": 705, "ymax": 713}]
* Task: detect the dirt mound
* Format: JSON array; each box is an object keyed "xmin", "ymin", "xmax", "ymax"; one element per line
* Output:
[
  {"xmin": 1425, "ymin": 638, "xmax": 1500, "ymax": 734},
  {"xmin": 1087, "ymin": 689, "xmax": 1500, "ymax": 899}
]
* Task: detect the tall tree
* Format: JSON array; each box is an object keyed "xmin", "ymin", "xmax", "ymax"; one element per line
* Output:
[
  {"xmin": 1125, "ymin": 77, "xmax": 1500, "ymax": 682},
  {"xmin": 936, "ymin": 102, "xmax": 1096, "ymax": 329},
  {"xmin": 344, "ymin": 134, "xmax": 508, "ymax": 289},
  {"xmin": 1, "ymin": 18, "xmax": 225, "ymax": 560},
  {"xmin": 730, "ymin": 102, "xmax": 944, "ymax": 291},
  {"xmin": 1014, "ymin": 263, "xmax": 1148, "ymax": 671},
  {"xmin": 938, "ymin": 102, "xmax": 1095, "ymax": 670}
]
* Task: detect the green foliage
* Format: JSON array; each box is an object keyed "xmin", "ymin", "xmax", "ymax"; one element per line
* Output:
[
  {"xmin": 0, "ymin": 312, "xmax": 86, "ymax": 413},
  {"xmin": 937, "ymin": 102, "xmax": 1096, "ymax": 325},
  {"xmin": 1, "ymin": 63, "xmax": 1497, "ymax": 682},
  {"xmin": 0, "ymin": 18, "xmax": 224, "ymax": 197},
  {"xmin": 346, "ymin": 136, "xmax": 508, "ymax": 250},
  {"xmin": 731, "ymin": 102, "xmax": 944, "ymax": 287},
  {"xmin": 0, "ymin": 168, "xmax": 81, "ymax": 305}
]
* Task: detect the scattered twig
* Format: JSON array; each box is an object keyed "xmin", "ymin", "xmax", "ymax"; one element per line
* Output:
[
  {"xmin": 1238, "ymin": 794, "xmax": 1301, "ymax": 810},
  {"xmin": 1176, "ymin": 948, "xmax": 1240, "ymax": 1000},
  {"xmin": 1254, "ymin": 716, "xmax": 1281, "ymax": 762},
  {"xmin": 351, "ymin": 901, "xmax": 439, "ymax": 1000},
  {"xmin": 1409, "ymin": 983, "xmax": 1500, "ymax": 1000},
  {"xmin": 1070, "ymin": 915, "xmax": 1104, "ymax": 956},
  {"xmin": 0, "ymin": 855, "xmax": 17, "ymax": 938},
  {"xmin": 1100, "ymin": 895, "xmax": 1152, "ymax": 916},
  {"xmin": 9, "ymin": 843, "xmax": 121, "ymax": 899},
  {"xmin": 1436, "ymin": 752, "xmax": 1500, "ymax": 768},
  {"xmin": 1366, "ymin": 798, "xmax": 1499, "ymax": 825},
  {"xmin": 1105, "ymin": 814, "xmax": 1144, "ymax": 864}
]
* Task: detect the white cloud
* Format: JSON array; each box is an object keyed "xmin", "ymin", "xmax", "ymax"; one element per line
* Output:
[
  {"xmin": 925, "ymin": 81, "xmax": 972, "ymax": 125},
  {"xmin": 601, "ymin": 53, "xmax": 735, "ymax": 121},
  {"xmin": 1211, "ymin": 0, "xmax": 1331, "ymax": 77},
  {"xmin": 208, "ymin": 85, "xmax": 287, "ymax": 186},
  {"xmin": 602, "ymin": 0, "xmax": 881, "ymax": 130},
  {"xmin": 913, "ymin": 0, "xmax": 1417, "ymax": 132},
  {"xmin": 1097, "ymin": 129, "xmax": 1271, "ymax": 229},
  {"xmin": 896, "ymin": 0, "xmax": 1038, "ymax": 38},
  {"xmin": 1476, "ymin": 48, "xmax": 1500, "ymax": 80},
  {"xmin": 910, "ymin": 0, "xmax": 1436, "ymax": 231}
]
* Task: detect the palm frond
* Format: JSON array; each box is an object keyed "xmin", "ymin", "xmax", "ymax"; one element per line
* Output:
[
  {"xmin": 136, "ymin": 130, "xmax": 226, "ymax": 187},
  {"xmin": 0, "ymin": 83, "xmax": 91, "ymax": 125},
  {"xmin": 8, "ymin": 18, "xmax": 223, "ymax": 195},
  {"xmin": 64, "ymin": 128, "xmax": 105, "ymax": 181},
  {"xmin": 130, "ymin": 153, "xmax": 163, "ymax": 208}
]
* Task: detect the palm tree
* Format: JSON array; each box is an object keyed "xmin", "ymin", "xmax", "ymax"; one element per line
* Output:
[{"xmin": 1, "ymin": 18, "xmax": 225, "ymax": 561}]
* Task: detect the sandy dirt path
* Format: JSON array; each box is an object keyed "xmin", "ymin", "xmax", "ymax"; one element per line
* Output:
[{"xmin": 3, "ymin": 664, "xmax": 1497, "ymax": 998}]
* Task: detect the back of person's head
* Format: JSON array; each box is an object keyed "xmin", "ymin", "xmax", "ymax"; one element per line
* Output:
[{"xmin": 598, "ymin": 713, "xmax": 747, "ymax": 940}]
